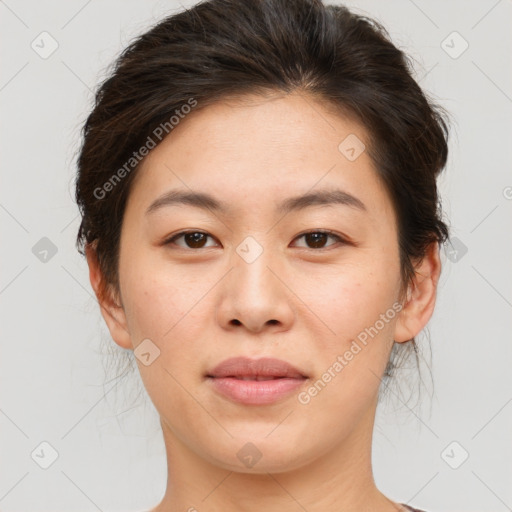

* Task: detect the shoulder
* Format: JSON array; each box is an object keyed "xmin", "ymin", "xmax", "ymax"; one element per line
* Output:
[{"xmin": 400, "ymin": 505, "xmax": 428, "ymax": 512}]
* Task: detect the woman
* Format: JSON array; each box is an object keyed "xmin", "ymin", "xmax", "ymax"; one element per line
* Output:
[{"xmin": 75, "ymin": 0, "xmax": 450, "ymax": 510}]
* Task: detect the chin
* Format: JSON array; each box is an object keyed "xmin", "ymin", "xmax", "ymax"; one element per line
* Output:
[{"xmin": 204, "ymin": 435, "xmax": 315, "ymax": 475}]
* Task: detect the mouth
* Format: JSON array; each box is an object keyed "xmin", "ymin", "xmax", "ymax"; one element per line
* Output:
[
  {"xmin": 206, "ymin": 356, "xmax": 308, "ymax": 379},
  {"xmin": 206, "ymin": 357, "xmax": 308, "ymax": 405},
  {"xmin": 226, "ymin": 376, "xmax": 291, "ymax": 381}
]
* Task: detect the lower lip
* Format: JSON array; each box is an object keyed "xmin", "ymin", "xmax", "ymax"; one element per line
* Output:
[{"xmin": 207, "ymin": 377, "xmax": 307, "ymax": 405}]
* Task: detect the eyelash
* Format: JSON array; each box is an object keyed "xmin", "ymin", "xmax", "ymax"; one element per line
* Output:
[{"xmin": 163, "ymin": 229, "xmax": 347, "ymax": 251}]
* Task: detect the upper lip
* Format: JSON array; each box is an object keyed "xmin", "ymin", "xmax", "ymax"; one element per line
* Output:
[{"xmin": 207, "ymin": 357, "xmax": 308, "ymax": 379}]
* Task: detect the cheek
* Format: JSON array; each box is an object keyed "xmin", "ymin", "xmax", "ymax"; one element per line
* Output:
[
  {"xmin": 120, "ymin": 264, "xmax": 200, "ymax": 342},
  {"xmin": 121, "ymin": 273, "xmax": 207, "ymax": 410},
  {"xmin": 298, "ymin": 290, "xmax": 397, "ymax": 432},
  {"xmin": 295, "ymin": 265, "xmax": 399, "ymax": 414},
  {"xmin": 120, "ymin": 268, "xmax": 216, "ymax": 398},
  {"xmin": 298, "ymin": 262, "xmax": 399, "ymax": 347}
]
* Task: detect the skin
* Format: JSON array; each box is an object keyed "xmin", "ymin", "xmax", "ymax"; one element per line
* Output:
[{"xmin": 86, "ymin": 91, "xmax": 441, "ymax": 512}]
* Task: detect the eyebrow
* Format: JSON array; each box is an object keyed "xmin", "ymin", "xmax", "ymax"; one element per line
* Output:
[{"xmin": 145, "ymin": 188, "xmax": 367, "ymax": 216}]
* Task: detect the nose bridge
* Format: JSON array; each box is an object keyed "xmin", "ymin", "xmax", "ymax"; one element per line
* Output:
[
  {"xmin": 233, "ymin": 234, "xmax": 281, "ymax": 300},
  {"xmin": 216, "ymin": 234, "xmax": 294, "ymax": 332}
]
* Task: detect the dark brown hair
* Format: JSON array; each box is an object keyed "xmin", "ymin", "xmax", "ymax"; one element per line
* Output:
[{"xmin": 75, "ymin": 0, "xmax": 451, "ymax": 393}]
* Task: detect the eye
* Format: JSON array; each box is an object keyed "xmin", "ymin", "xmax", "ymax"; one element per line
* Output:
[
  {"xmin": 164, "ymin": 230, "xmax": 219, "ymax": 249},
  {"xmin": 163, "ymin": 229, "xmax": 346, "ymax": 250},
  {"xmin": 292, "ymin": 230, "xmax": 346, "ymax": 250}
]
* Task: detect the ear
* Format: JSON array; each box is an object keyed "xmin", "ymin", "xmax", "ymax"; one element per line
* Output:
[
  {"xmin": 394, "ymin": 241, "xmax": 442, "ymax": 343},
  {"xmin": 85, "ymin": 244, "xmax": 133, "ymax": 350}
]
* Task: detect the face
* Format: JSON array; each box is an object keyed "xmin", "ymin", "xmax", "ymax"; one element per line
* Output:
[{"xmin": 93, "ymin": 91, "xmax": 424, "ymax": 473}]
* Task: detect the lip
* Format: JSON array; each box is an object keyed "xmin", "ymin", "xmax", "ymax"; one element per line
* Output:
[{"xmin": 206, "ymin": 357, "xmax": 308, "ymax": 405}]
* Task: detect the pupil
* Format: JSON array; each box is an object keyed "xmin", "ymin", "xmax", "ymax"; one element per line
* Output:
[
  {"xmin": 186, "ymin": 232, "xmax": 206, "ymax": 248},
  {"xmin": 307, "ymin": 232, "xmax": 327, "ymax": 248}
]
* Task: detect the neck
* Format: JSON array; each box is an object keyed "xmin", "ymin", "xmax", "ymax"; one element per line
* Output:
[{"xmin": 151, "ymin": 399, "xmax": 404, "ymax": 512}]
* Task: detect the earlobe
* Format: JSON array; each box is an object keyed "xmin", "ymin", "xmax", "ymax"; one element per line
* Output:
[
  {"xmin": 393, "ymin": 242, "xmax": 442, "ymax": 343},
  {"xmin": 85, "ymin": 244, "xmax": 133, "ymax": 350}
]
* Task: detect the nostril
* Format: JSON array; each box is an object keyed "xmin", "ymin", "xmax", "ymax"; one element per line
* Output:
[{"xmin": 231, "ymin": 319, "xmax": 242, "ymax": 325}]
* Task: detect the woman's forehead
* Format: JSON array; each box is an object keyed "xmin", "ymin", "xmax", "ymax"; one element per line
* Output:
[{"xmin": 132, "ymin": 93, "xmax": 378, "ymax": 201}]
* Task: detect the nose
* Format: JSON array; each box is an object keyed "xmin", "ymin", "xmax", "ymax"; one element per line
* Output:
[{"xmin": 216, "ymin": 244, "xmax": 295, "ymax": 334}]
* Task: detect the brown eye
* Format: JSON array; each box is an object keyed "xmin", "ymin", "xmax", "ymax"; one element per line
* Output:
[
  {"xmin": 293, "ymin": 230, "xmax": 345, "ymax": 249},
  {"xmin": 164, "ymin": 230, "xmax": 345, "ymax": 251},
  {"xmin": 164, "ymin": 231, "xmax": 217, "ymax": 249},
  {"xmin": 184, "ymin": 232, "xmax": 208, "ymax": 248},
  {"xmin": 304, "ymin": 232, "xmax": 328, "ymax": 248}
]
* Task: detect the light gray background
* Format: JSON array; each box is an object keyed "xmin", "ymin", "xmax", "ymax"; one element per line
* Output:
[{"xmin": 1, "ymin": 1, "xmax": 511, "ymax": 511}]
